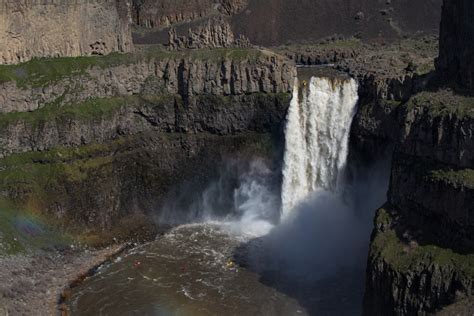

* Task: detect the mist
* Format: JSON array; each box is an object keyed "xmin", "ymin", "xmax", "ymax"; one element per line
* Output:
[
  {"xmin": 157, "ymin": 158, "xmax": 281, "ymax": 237},
  {"xmin": 244, "ymin": 157, "xmax": 392, "ymax": 282},
  {"xmin": 158, "ymin": 152, "xmax": 391, "ymax": 280}
]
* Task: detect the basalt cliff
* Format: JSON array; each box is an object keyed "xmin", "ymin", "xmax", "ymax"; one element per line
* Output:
[
  {"xmin": 361, "ymin": 0, "xmax": 474, "ymax": 314},
  {"xmin": 131, "ymin": 0, "xmax": 443, "ymax": 46},
  {"xmin": 0, "ymin": 0, "xmax": 133, "ymax": 65},
  {"xmin": 0, "ymin": 47, "xmax": 293, "ymax": 240}
]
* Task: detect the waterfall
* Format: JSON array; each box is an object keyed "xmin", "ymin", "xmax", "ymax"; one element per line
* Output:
[{"xmin": 281, "ymin": 76, "xmax": 359, "ymax": 219}]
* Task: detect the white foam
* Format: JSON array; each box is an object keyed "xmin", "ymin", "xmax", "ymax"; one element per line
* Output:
[{"xmin": 281, "ymin": 77, "xmax": 358, "ymax": 219}]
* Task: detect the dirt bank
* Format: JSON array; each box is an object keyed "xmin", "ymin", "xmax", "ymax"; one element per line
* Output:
[{"xmin": 0, "ymin": 245, "xmax": 126, "ymax": 315}]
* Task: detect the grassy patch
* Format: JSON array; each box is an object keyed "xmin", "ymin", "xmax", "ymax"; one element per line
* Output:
[
  {"xmin": 0, "ymin": 96, "xmax": 139, "ymax": 130},
  {"xmin": 0, "ymin": 53, "xmax": 138, "ymax": 88},
  {"xmin": 0, "ymin": 141, "xmax": 127, "ymax": 252},
  {"xmin": 0, "ymin": 138, "xmax": 129, "ymax": 211},
  {"xmin": 415, "ymin": 62, "xmax": 435, "ymax": 76},
  {"xmin": 0, "ymin": 47, "xmax": 267, "ymax": 88},
  {"xmin": 320, "ymin": 38, "xmax": 362, "ymax": 49},
  {"xmin": 0, "ymin": 93, "xmax": 180, "ymax": 132},
  {"xmin": 0, "ymin": 136, "xmax": 149, "ymax": 251},
  {"xmin": 429, "ymin": 169, "xmax": 474, "ymax": 189},
  {"xmin": 183, "ymin": 48, "xmax": 265, "ymax": 61},
  {"xmin": 406, "ymin": 91, "xmax": 474, "ymax": 118},
  {"xmin": 372, "ymin": 208, "xmax": 474, "ymax": 277},
  {"xmin": 0, "ymin": 200, "xmax": 71, "ymax": 256},
  {"xmin": 0, "ymin": 142, "xmax": 114, "ymax": 166}
]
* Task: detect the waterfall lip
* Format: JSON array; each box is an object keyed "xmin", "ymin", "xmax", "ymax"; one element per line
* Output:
[{"xmin": 296, "ymin": 67, "xmax": 351, "ymax": 85}]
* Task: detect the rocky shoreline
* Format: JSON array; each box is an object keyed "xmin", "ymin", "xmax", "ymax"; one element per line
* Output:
[{"xmin": 0, "ymin": 245, "xmax": 127, "ymax": 316}]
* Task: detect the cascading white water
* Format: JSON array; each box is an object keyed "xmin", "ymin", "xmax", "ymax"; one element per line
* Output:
[{"xmin": 281, "ymin": 76, "xmax": 359, "ymax": 219}]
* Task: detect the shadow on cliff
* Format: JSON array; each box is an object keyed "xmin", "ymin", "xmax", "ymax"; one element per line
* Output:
[
  {"xmin": 232, "ymin": 158, "xmax": 392, "ymax": 315},
  {"xmin": 415, "ymin": 69, "xmax": 473, "ymax": 97}
]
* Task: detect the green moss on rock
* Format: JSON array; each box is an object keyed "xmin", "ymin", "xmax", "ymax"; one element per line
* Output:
[
  {"xmin": 0, "ymin": 200, "xmax": 71, "ymax": 256},
  {"xmin": 0, "ymin": 138, "xmax": 128, "ymax": 209},
  {"xmin": 406, "ymin": 91, "xmax": 474, "ymax": 118},
  {"xmin": 372, "ymin": 207, "xmax": 474, "ymax": 277},
  {"xmin": 0, "ymin": 47, "xmax": 268, "ymax": 88},
  {"xmin": 0, "ymin": 96, "xmax": 138, "ymax": 130},
  {"xmin": 429, "ymin": 169, "xmax": 474, "ymax": 189},
  {"xmin": 0, "ymin": 94, "xmax": 179, "ymax": 135}
]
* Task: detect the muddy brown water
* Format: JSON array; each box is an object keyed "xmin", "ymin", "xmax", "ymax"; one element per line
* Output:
[
  {"xmin": 67, "ymin": 223, "xmax": 364, "ymax": 316},
  {"xmin": 67, "ymin": 224, "xmax": 307, "ymax": 316}
]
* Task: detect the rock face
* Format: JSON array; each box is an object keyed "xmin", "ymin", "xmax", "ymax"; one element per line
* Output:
[
  {"xmin": 232, "ymin": 0, "xmax": 442, "ymax": 46},
  {"xmin": 132, "ymin": 0, "xmax": 247, "ymax": 28},
  {"xmin": 132, "ymin": 0, "xmax": 214, "ymax": 28},
  {"xmin": 364, "ymin": 206, "xmax": 474, "ymax": 315},
  {"xmin": 362, "ymin": 91, "xmax": 474, "ymax": 314},
  {"xmin": 0, "ymin": 93, "xmax": 290, "ymax": 158},
  {"xmin": 340, "ymin": 38, "xmax": 439, "ymax": 159},
  {"xmin": 0, "ymin": 48, "xmax": 293, "ymax": 233},
  {"xmin": 0, "ymin": 96, "xmax": 289, "ymax": 231},
  {"xmin": 437, "ymin": 0, "xmax": 474, "ymax": 93},
  {"xmin": 218, "ymin": 0, "xmax": 247, "ymax": 15},
  {"xmin": 0, "ymin": 49, "xmax": 294, "ymax": 115},
  {"xmin": 131, "ymin": 0, "xmax": 442, "ymax": 47},
  {"xmin": 390, "ymin": 93, "xmax": 474, "ymax": 249},
  {"xmin": 341, "ymin": 8, "xmax": 474, "ymax": 311},
  {"xmin": 0, "ymin": 0, "xmax": 133, "ymax": 65},
  {"xmin": 168, "ymin": 17, "xmax": 251, "ymax": 50}
]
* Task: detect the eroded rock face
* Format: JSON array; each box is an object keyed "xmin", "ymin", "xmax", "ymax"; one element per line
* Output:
[
  {"xmin": 389, "ymin": 153, "xmax": 474, "ymax": 249},
  {"xmin": 0, "ymin": 51, "xmax": 295, "ymax": 114},
  {"xmin": 0, "ymin": 0, "xmax": 133, "ymax": 65},
  {"xmin": 0, "ymin": 93, "xmax": 290, "ymax": 158},
  {"xmin": 364, "ymin": 206, "xmax": 474, "ymax": 316},
  {"xmin": 437, "ymin": 0, "xmax": 474, "ymax": 93},
  {"xmin": 168, "ymin": 17, "xmax": 251, "ymax": 50},
  {"xmin": 362, "ymin": 91, "xmax": 474, "ymax": 314},
  {"xmin": 0, "ymin": 93, "xmax": 289, "ymax": 230},
  {"xmin": 132, "ymin": 0, "xmax": 247, "ymax": 28},
  {"xmin": 0, "ymin": 49, "xmax": 292, "ymax": 232},
  {"xmin": 388, "ymin": 93, "xmax": 474, "ymax": 248},
  {"xmin": 218, "ymin": 0, "xmax": 247, "ymax": 15},
  {"xmin": 397, "ymin": 94, "xmax": 474, "ymax": 168},
  {"xmin": 133, "ymin": 0, "xmax": 214, "ymax": 28},
  {"xmin": 232, "ymin": 0, "xmax": 442, "ymax": 46},
  {"xmin": 345, "ymin": 22, "xmax": 474, "ymax": 312},
  {"xmin": 132, "ymin": 0, "xmax": 441, "ymax": 46}
]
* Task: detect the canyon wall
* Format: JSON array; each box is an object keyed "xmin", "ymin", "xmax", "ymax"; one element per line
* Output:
[
  {"xmin": 0, "ymin": 0, "xmax": 133, "ymax": 65},
  {"xmin": 0, "ymin": 49, "xmax": 293, "ymax": 116},
  {"xmin": 360, "ymin": 1, "xmax": 474, "ymax": 311},
  {"xmin": 355, "ymin": 85, "xmax": 474, "ymax": 315},
  {"xmin": 0, "ymin": 48, "xmax": 294, "ymax": 236},
  {"xmin": 232, "ymin": 0, "xmax": 442, "ymax": 46},
  {"xmin": 437, "ymin": 0, "xmax": 474, "ymax": 93},
  {"xmin": 132, "ymin": 0, "xmax": 216, "ymax": 28},
  {"xmin": 132, "ymin": 0, "xmax": 247, "ymax": 28},
  {"xmin": 131, "ymin": 0, "xmax": 442, "ymax": 46},
  {"xmin": 168, "ymin": 17, "xmax": 250, "ymax": 50}
]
